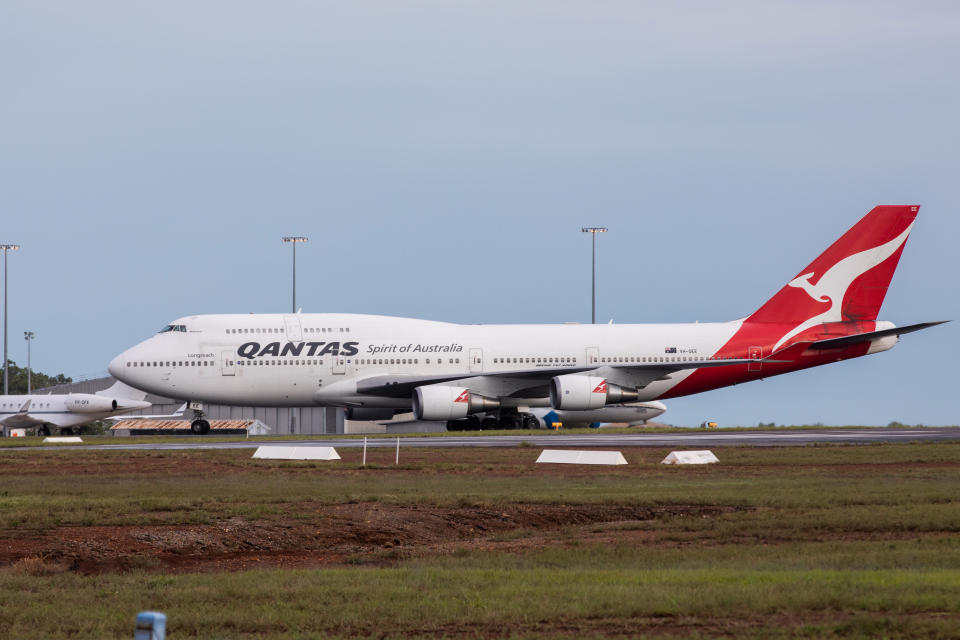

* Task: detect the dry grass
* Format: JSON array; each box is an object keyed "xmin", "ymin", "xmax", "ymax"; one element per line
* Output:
[
  {"xmin": 10, "ymin": 556, "xmax": 69, "ymax": 577},
  {"xmin": 1, "ymin": 442, "xmax": 960, "ymax": 638}
]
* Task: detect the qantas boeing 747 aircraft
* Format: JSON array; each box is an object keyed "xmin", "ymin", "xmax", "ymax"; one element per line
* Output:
[{"xmin": 109, "ymin": 205, "xmax": 944, "ymax": 433}]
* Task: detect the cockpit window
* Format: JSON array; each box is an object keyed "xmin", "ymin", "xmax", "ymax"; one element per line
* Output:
[{"xmin": 158, "ymin": 324, "xmax": 187, "ymax": 333}]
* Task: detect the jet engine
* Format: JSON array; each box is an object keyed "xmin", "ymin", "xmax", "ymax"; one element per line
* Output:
[
  {"xmin": 65, "ymin": 395, "xmax": 118, "ymax": 413},
  {"xmin": 413, "ymin": 386, "xmax": 500, "ymax": 421},
  {"xmin": 549, "ymin": 374, "xmax": 639, "ymax": 410}
]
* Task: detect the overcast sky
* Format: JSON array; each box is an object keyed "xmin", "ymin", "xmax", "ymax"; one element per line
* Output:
[{"xmin": 1, "ymin": 2, "xmax": 957, "ymax": 426}]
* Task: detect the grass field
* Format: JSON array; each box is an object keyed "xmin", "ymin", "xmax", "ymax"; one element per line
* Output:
[{"xmin": 1, "ymin": 442, "xmax": 959, "ymax": 638}]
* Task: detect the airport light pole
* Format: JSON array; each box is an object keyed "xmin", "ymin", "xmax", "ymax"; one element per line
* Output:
[
  {"xmin": 282, "ymin": 236, "xmax": 308, "ymax": 313},
  {"xmin": 581, "ymin": 228, "xmax": 606, "ymax": 324},
  {"xmin": 1, "ymin": 244, "xmax": 20, "ymax": 395},
  {"xmin": 24, "ymin": 331, "xmax": 34, "ymax": 394},
  {"xmin": 282, "ymin": 236, "xmax": 307, "ymax": 435}
]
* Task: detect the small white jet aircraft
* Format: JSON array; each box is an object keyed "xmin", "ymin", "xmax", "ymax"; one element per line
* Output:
[
  {"xmin": 109, "ymin": 205, "xmax": 945, "ymax": 434},
  {"xmin": 0, "ymin": 382, "xmax": 152, "ymax": 435}
]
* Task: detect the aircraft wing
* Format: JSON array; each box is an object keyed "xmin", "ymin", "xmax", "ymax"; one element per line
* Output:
[
  {"xmin": 354, "ymin": 357, "xmax": 760, "ymax": 399},
  {"xmin": 0, "ymin": 400, "xmax": 80, "ymax": 428},
  {"xmin": 0, "ymin": 400, "xmax": 43, "ymax": 427},
  {"xmin": 0, "ymin": 414, "xmax": 44, "ymax": 427},
  {"xmin": 104, "ymin": 402, "xmax": 186, "ymax": 422}
]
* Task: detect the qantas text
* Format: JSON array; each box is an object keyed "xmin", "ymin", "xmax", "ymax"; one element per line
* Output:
[{"xmin": 237, "ymin": 341, "xmax": 359, "ymax": 359}]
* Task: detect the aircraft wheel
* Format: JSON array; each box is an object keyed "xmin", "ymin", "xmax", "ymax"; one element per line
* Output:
[
  {"xmin": 500, "ymin": 414, "xmax": 521, "ymax": 430},
  {"xmin": 480, "ymin": 417, "xmax": 497, "ymax": 430},
  {"xmin": 191, "ymin": 419, "xmax": 210, "ymax": 435},
  {"xmin": 38, "ymin": 425, "xmax": 51, "ymax": 437},
  {"xmin": 522, "ymin": 414, "xmax": 540, "ymax": 430},
  {"xmin": 446, "ymin": 419, "xmax": 469, "ymax": 432}
]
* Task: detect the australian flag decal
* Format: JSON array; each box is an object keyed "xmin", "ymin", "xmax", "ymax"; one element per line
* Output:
[{"xmin": 664, "ymin": 347, "xmax": 677, "ymax": 354}]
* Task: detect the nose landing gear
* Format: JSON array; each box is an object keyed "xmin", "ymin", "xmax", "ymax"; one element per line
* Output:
[{"xmin": 190, "ymin": 405, "xmax": 210, "ymax": 435}]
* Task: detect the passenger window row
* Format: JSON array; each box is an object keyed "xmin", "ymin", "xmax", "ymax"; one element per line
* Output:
[
  {"xmin": 128, "ymin": 359, "xmax": 327, "ymax": 368},
  {"xmin": 490, "ymin": 355, "xmax": 718, "ymax": 365},
  {"xmin": 226, "ymin": 327, "xmax": 284, "ymax": 334},
  {"xmin": 493, "ymin": 357, "xmax": 576, "ymax": 365},
  {"xmin": 597, "ymin": 355, "xmax": 719, "ymax": 363},
  {"xmin": 224, "ymin": 327, "xmax": 351, "ymax": 335},
  {"xmin": 238, "ymin": 359, "xmax": 322, "ymax": 366},
  {"xmin": 354, "ymin": 358, "xmax": 460, "ymax": 365},
  {"xmin": 358, "ymin": 358, "xmax": 419, "ymax": 365},
  {"xmin": 128, "ymin": 361, "xmax": 213, "ymax": 367}
]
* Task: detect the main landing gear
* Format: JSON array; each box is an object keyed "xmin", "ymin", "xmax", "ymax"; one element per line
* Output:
[
  {"xmin": 447, "ymin": 411, "xmax": 541, "ymax": 431},
  {"xmin": 190, "ymin": 407, "xmax": 210, "ymax": 435}
]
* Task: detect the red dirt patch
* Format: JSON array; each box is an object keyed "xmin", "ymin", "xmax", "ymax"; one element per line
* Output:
[{"xmin": 0, "ymin": 502, "xmax": 735, "ymax": 575}]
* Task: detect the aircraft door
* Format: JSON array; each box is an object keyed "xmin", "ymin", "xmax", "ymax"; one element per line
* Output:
[
  {"xmin": 332, "ymin": 356, "xmax": 346, "ymax": 375},
  {"xmin": 586, "ymin": 347, "xmax": 599, "ymax": 367},
  {"xmin": 283, "ymin": 315, "xmax": 303, "ymax": 342},
  {"xmin": 748, "ymin": 346, "xmax": 762, "ymax": 372},
  {"xmin": 469, "ymin": 348, "xmax": 483, "ymax": 373},
  {"xmin": 221, "ymin": 350, "xmax": 236, "ymax": 376}
]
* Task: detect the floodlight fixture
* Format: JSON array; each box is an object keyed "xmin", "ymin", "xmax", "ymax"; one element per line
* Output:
[
  {"xmin": 580, "ymin": 228, "xmax": 607, "ymax": 324},
  {"xmin": 281, "ymin": 237, "xmax": 308, "ymax": 435},
  {"xmin": 1, "ymin": 244, "xmax": 19, "ymax": 395},
  {"xmin": 24, "ymin": 331, "xmax": 34, "ymax": 393}
]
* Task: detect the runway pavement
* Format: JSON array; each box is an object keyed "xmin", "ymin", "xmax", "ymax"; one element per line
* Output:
[{"xmin": 18, "ymin": 426, "xmax": 960, "ymax": 452}]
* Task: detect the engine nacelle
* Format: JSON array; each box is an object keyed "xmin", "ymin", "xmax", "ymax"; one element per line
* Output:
[
  {"xmin": 413, "ymin": 386, "xmax": 500, "ymax": 421},
  {"xmin": 345, "ymin": 407, "xmax": 399, "ymax": 421},
  {"xmin": 549, "ymin": 375, "xmax": 639, "ymax": 410},
  {"xmin": 65, "ymin": 395, "xmax": 118, "ymax": 413}
]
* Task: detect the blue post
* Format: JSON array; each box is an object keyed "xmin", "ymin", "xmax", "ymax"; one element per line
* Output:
[{"xmin": 135, "ymin": 611, "xmax": 166, "ymax": 640}]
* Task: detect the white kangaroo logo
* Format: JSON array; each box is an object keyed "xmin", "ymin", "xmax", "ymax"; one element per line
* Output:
[{"xmin": 773, "ymin": 223, "xmax": 913, "ymax": 351}]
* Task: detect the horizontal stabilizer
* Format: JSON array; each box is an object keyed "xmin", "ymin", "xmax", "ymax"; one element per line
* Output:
[{"xmin": 809, "ymin": 321, "xmax": 948, "ymax": 350}]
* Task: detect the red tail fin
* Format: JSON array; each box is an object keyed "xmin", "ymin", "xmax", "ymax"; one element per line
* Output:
[{"xmin": 749, "ymin": 205, "xmax": 918, "ymax": 346}]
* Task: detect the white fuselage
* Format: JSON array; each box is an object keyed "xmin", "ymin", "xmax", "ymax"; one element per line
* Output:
[{"xmin": 108, "ymin": 313, "xmax": 743, "ymax": 408}]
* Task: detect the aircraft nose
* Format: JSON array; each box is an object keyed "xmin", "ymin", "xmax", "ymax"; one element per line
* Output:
[{"xmin": 108, "ymin": 353, "xmax": 125, "ymax": 379}]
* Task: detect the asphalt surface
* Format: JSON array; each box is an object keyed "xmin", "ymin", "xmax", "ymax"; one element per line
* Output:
[{"xmin": 15, "ymin": 427, "xmax": 960, "ymax": 452}]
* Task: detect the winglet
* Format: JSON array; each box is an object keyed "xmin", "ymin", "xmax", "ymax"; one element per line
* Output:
[{"xmin": 97, "ymin": 380, "xmax": 148, "ymax": 401}]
